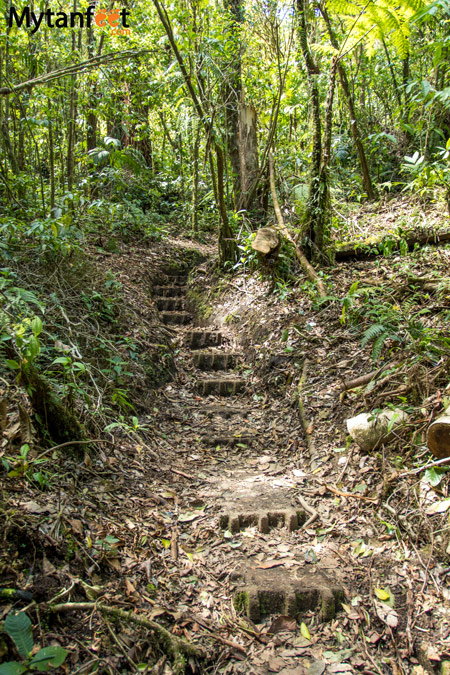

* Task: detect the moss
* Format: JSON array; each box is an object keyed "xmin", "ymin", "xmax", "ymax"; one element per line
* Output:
[
  {"xmin": 22, "ymin": 365, "xmax": 84, "ymax": 445},
  {"xmin": 233, "ymin": 591, "xmax": 249, "ymax": 614}
]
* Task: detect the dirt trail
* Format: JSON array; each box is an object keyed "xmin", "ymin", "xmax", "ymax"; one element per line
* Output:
[{"xmin": 153, "ymin": 268, "xmax": 356, "ymax": 674}]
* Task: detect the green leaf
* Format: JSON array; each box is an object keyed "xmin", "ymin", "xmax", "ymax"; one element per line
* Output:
[
  {"xmin": 374, "ymin": 588, "xmax": 390, "ymax": 601},
  {"xmin": 300, "ymin": 622, "xmax": 311, "ymax": 640},
  {"xmin": 424, "ymin": 468, "xmax": 445, "ymax": 487},
  {"xmin": 5, "ymin": 359, "xmax": 20, "ymax": 370},
  {"xmin": 4, "ymin": 612, "xmax": 33, "ymax": 658},
  {"xmin": 29, "ymin": 646, "xmax": 69, "ymax": 671},
  {"xmin": 31, "ymin": 317, "xmax": 43, "ymax": 337},
  {"xmin": 0, "ymin": 663, "xmax": 27, "ymax": 675}
]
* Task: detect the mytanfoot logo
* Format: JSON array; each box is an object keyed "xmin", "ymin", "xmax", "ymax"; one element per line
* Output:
[{"xmin": 7, "ymin": 5, "xmax": 131, "ymax": 35}]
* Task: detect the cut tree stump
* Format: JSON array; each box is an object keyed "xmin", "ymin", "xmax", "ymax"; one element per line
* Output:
[{"xmin": 427, "ymin": 406, "xmax": 450, "ymax": 459}]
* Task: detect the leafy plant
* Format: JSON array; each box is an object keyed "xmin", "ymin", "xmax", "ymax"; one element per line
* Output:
[{"xmin": 0, "ymin": 611, "xmax": 68, "ymax": 674}]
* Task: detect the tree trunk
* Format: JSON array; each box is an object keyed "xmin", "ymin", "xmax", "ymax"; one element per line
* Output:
[
  {"xmin": 192, "ymin": 121, "xmax": 201, "ymax": 232},
  {"xmin": 223, "ymin": 0, "xmax": 243, "ymax": 209},
  {"xmin": 48, "ymin": 99, "xmax": 55, "ymax": 213},
  {"xmin": 296, "ymin": 0, "xmax": 323, "ymax": 256},
  {"xmin": 238, "ymin": 103, "xmax": 259, "ymax": 212}
]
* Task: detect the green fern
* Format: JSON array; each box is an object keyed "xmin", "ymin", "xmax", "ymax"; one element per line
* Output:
[
  {"xmin": 371, "ymin": 332, "xmax": 390, "ymax": 361},
  {"xmin": 325, "ymin": 0, "xmax": 425, "ymax": 58},
  {"xmin": 361, "ymin": 323, "xmax": 387, "ymax": 348}
]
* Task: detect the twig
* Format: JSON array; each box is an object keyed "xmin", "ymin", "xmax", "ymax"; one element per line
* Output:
[
  {"xmin": 35, "ymin": 438, "xmax": 113, "ymax": 460},
  {"xmin": 104, "ymin": 616, "xmax": 139, "ymax": 670},
  {"xmin": 398, "ymin": 455, "xmax": 450, "ymax": 477}
]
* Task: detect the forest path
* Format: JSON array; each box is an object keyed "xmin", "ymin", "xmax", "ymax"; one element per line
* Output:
[{"xmin": 152, "ymin": 268, "xmax": 353, "ymax": 674}]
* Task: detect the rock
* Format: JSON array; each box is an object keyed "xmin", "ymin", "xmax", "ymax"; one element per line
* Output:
[
  {"xmin": 346, "ymin": 408, "xmax": 408, "ymax": 452},
  {"xmin": 251, "ymin": 227, "xmax": 280, "ymax": 255}
]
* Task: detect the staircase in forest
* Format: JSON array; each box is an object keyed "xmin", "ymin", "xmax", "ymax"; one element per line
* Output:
[{"xmin": 153, "ymin": 269, "xmax": 344, "ymax": 640}]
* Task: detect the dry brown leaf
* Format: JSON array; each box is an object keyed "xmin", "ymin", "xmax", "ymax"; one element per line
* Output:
[
  {"xmin": 254, "ymin": 560, "xmax": 284, "ymax": 569},
  {"xmin": 268, "ymin": 615, "xmax": 297, "ymax": 634}
]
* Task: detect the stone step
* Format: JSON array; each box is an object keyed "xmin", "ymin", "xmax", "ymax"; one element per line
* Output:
[
  {"xmin": 232, "ymin": 565, "xmax": 344, "ymax": 623},
  {"xmin": 193, "ymin": 351, "xmax": 239, "ymax": 371},
  {"xmin": 161, "ymin": 311, "xmax": 192, "ymax": 325},
  {"xmin": 203, "ymin": 405, "xmax": 250, "ymax": 419},
  {"xmin": 200, "ymin": 431, "xmax": 253, "ymax": 447},
  {"xmin": 154, "ymin": 286, "xmax": 186, "ymax": 297},
  {"xmin": 186, "ymin": 330, "xmax": 223, "ymax": 349},
  {"xmin": 157, "ymin": 297, "xmax": 185, "ymax": 311},
  {"xmin": 220, "ymin": 507, "xmax": 302, "ymax": 533},
  {"xmin": 165, "ymin": 274, "xmax": 188, "ymax": 285},
  {"xmin": 197, "ymin": 377, "xmax": 245, "ymax": 397}
]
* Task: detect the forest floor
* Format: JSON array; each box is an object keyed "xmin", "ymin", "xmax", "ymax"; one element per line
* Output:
[{"xmin": 1, "ymin": 196, "xmax": 450, "ymax": 675}]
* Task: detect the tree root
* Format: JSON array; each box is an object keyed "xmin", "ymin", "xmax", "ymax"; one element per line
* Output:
[{"xmin": 49, "ymin": 601, "xmax": 205, "ymax": 674}]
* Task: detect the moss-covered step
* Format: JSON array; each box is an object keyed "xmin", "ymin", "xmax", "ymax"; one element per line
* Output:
[
  {"xmin": 197, "ymin": 376, "xmax": 245, "ymax": 396},
  {"xmin": 232, "ymin": 564, "xmax": 344, "ymax": 623},
  {"xmin": 192, "ymin": 351, "xmax": 239, "ymax": 371},
  {"xmin": 157, "ymin": 297, "xmax": 185, "ymax": 311},
  {"xmin": 154, "ymin": 285, "xmax": 186, "ymax": 297},
  {"xmin": 161, "ymin": 311, "xmax": 192, "ymax": 325},
  {"xmin": 186, "ymin": 330, "xmax": 223, "ymax": 349}
]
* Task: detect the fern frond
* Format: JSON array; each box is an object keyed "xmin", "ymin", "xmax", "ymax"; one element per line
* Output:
[
  {"xmin": 361, "ymin": 323, "xmax": 387, "ymax": 348},
  {"xmin": 372, "ymin": 332, "xmax": 390, "ymax": 361}
]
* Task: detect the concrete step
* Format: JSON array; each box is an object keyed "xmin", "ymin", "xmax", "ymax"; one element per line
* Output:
[
  {"xmin": 197, "ymin": 376, "xmax": 245, "ymax": 396},
  {"xmin": 154, "ymin": 286, "xmax": 186, "ymax": 297},
  {"xmin": 203, "ymin": 405, "xmax": 250, "ymax": 419},
  {"xmin": 186, "ymin": 330, "xmax": 223, "ymax": 349},
  {"xmin": 232, "ymin": 564, "xmax": 344, "ymax": 623},
  {"xmin": 161, "ymin": 311, "xmax": 192, "ymax": 325},
  {"xmin": 157, "ymin": 297, "xmax": 185, "ymax": 311},
  {"xmin": 200, "ymin": 431, "xmax": 253, "ymax": 447},
  {"xmin": 193, "ymin": 351, "xmax": 239, "ymax": 371},
  {"xmin": 220, "ymin": 507, "xmax": 302, "ymax": 534}
]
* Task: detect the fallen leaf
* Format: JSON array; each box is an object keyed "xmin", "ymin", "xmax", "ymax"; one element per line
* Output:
[
  {"xmin": 374, "ymin": 588, "xmax": 390, "ymax": 601},
  {"xmin": 300, "ymin": 622, "xmax": 311, "ymax": 640},
  {"xmin": 268, "ymin": 615, "xmax": 297, "ymax": 634},
  {"xmin": 375, "ymin": 601, "xmax": 398, "ymax": 628},
  {"xmin": 425, "ymin": 498, "xmax": 450, "ymax": 515},
  {"xmin": 254, "ymin": 560, "xmax": 285, "ymax": 570},
  {"xmin": 42, "ymin": 554, "xmax": 57, "ymax": 576}
]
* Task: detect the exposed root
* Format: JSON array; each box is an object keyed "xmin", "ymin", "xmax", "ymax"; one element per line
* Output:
[{"xmin": 49, "ymin": 601, "xmax": 205, "ymax": 674}]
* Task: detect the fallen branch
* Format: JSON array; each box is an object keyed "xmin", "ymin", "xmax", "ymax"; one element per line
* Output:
[
  {"xmin": 323, "ymin": 483, "xmax": 377, "ymax": 502},
  {"xmin": 335, "ymin": 229, "xmax": 450, "ymax": 261},
  {"xmin": 297, "ymin": 495, "xmax": 319, "ymax": 528},
  {"xmin": 49, "ymin": 602, "xmax": 204, "ymax": 673},
  {"xmin": 341, "ymin": 363, "xmax": 392, "ymax": 391},
  {"xmin": 269, "ymin": 153, "xmax": 326, "ymax": 298}
]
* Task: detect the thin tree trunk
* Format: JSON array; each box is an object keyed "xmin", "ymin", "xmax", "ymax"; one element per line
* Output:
[
  {"xmin": 192, "ymin": 121, "xmax": 201, "ymax": 232},
  {"xmin": 48, "ymin": 99, "xmax": 55, "ymax": 213},
  {"xmin": 223, "ymin": 0, "xmax": 243, "ymax": 209},
  {"xmin": 320, "ymin": 3, "xmax": 376, "ymax": 200}
]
